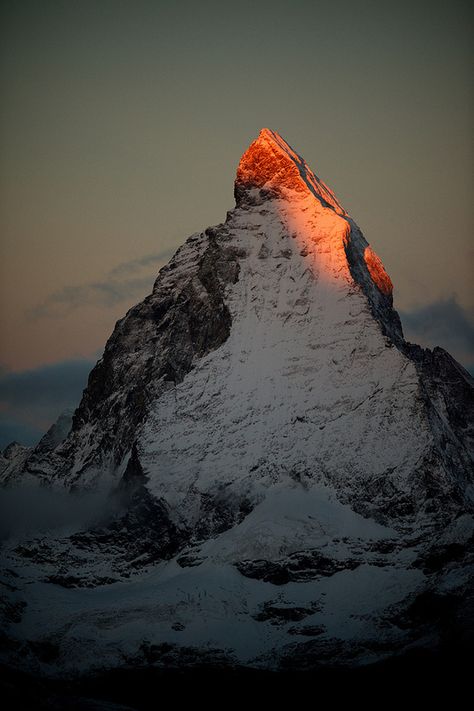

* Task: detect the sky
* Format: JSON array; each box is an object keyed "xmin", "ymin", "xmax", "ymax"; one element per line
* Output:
[{"xmin": 0, "ymin": 0, "xmax": 473, "ymax": 447}]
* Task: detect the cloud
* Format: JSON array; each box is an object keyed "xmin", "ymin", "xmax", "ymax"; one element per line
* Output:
[
  {"xmin": 109, "ymin": 249, "xmax": 174, "ymax": 277},
  {"xmin": 28, "ymin": 276, "xmax": 155, "ymax": 319},
  {"xmin": 0, "ymin": 358, "xmax": 94, "ymax": 448},
  {"xmin": 400, "ymin": 297, "xmax": 474, "ymax": 373},
  {"xmin": 28, "ymin": 249, "xmax": 174, "ymax": 319},
  {"xmin": 0, "ymin": 484, "xmax": 122, "ymax": 540}
]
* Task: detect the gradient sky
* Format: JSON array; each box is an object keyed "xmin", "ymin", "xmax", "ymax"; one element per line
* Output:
[{"xmin": 0, "ymin": 0, "xmax": 473, "ymax": 445}]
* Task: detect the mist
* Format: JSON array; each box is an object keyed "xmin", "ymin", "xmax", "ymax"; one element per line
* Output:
[{"xmin": 0, "ymin": 483, "xmax": 122, "ymax": 541}]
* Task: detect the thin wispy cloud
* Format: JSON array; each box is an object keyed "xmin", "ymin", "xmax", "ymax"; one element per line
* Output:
[
  {"xmin": 28, "ymin": 249, "xmax": 174, "ymax": 320},
  {"xmin": 109, "ymin": 249, "xmax": 174, "ymax": 277},
  {"xmin": 28, "ymin": 276, "xmax": 155, "ymax": 319}
]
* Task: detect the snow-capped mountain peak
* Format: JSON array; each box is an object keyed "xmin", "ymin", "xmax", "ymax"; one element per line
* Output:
[
  {"xmin": 236, "ymin": 128, "xmax": 395, "ymax": 333},
  {"xmin": 235, "ymin": 127, "xmax": 347, "ymax": 215},
  {"xmin": 1, "ymin": 129, "xmax": 472, "ymax": 678}
]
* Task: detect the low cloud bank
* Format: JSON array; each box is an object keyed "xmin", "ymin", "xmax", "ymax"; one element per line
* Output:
[
  {"xmin": 0, "ymin": 484, "xmax": 122, "ymax": 541},
  {"xmin": 0, "ymin": 359, "xmax": 93, "ymax": 448},
  {"xmin": 400, "ymin": 296, "xmax": 474, "ymax": 374}
]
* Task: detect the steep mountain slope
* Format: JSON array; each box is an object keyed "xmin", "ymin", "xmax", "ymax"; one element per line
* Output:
[{"xmin": 1, "ymin": 129, "xmax": 473, "ymax": 677}]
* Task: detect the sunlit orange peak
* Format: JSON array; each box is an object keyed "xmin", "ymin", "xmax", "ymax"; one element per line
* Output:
[
  {"xmin": 235, "ymin": 128, "xmax": 346, "ymax": 215},
  {"xmin": 237, "ymin": 128, "xmax": 305, "ymax": 193}
]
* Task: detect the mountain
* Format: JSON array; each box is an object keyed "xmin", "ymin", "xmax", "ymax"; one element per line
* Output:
[
  {"xmin": 1, "ymin": 129, "xmax": 473, "ymax": 685},
  {"xmin": 0, "ymin": 410, "xmax": 73, "ymax": 486}
]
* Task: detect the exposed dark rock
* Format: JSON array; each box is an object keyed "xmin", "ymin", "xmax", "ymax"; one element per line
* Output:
[
  {"xmin": 70, "ymin": 484, "xmax": 185, "ymax": 572},
  {"xmin": 253, "ymin": 601, "xmax": 320, "ymax": 624},
  {"xmin": 366, "ymin": 539, "xmax": 400, "ymax": 554},
  {"xmin": 344, "ymin": 218, "xmax": 404, "ymax": 347},
  {"xmin": 278, "ymin": 637, "xmax": 347, "ymax": 669},
  {"xmin": 35, "ymin": 411, "xmax": 73, "ymax": 455},
  {"xmin": 27, "ymin": 640, "xmax": 60, "ymax": 664},
  {"xmin": 45, "ymin": 574, "xmax": 118, "ymax": 589},
  {"xmin": 287, "ymin": 625, "xmax": 326, "ymax": 637},
  {"xmin": 406, "ymin": 591, "xmax": 459, "ymax": 625},
  {"xmin": 14, "ymin": 543, "xmax": 84, "ymax": 569},
  {"xmin": 2, "ymin": 443, "xmax": 28, "ymax": 461},
  {"xmin": 176, "ymin": 554, "xmax": 206, "ymax": 568},
  {"xmin": 385, "ymin": 585, "xmax": 474, "ymax": 639},
  {"xmin": 414, "ymin": 539, "xmax": 473, "ymax": 573},
  {"xmin": 236, "ymin": 549, "xmax": 360, "ymax": 584},
  {"xmin": 0, "ymin": 595, "xmax": 26, "ymax": 625},
  {"xmin": 137, "ymin": 640, "xmax": 233, "ymax": 668},
  {"xmin": 115, "ymin": 442, "xmax": 147, "ymax": 496},
  {"xmin": 406, "ymin": 345, "xmax": 474, "ymax": 506},
  {"xmin": 17, "ymin": 234, "xmax": 242, "ymax": 484},
  {"xmin": 236, "ymin": 559, "xmax": 292, "ymax": 585},
  {"xmin": 193, "ymin": 491, "xmax": 255, "ymax": 541}
]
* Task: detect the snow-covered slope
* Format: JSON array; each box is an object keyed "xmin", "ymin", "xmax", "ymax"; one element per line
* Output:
[{"xmin": 1, "ymin": 129, "xmax": 473, "ymax": 676}]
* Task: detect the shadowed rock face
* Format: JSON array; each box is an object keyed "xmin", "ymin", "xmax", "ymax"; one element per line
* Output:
[
  {"xmin": 68, "ymin": 235, "xmax": 240, "ymax": 470},
  {"xmin": 35, "ymin": 411, "xmax": 73, "ymax": 455},
  {"xmin": 343, "ymin": 218, "xmax": 404, "ymax": 346},
  {"xmin": 1, "ymin": 129, "xmax": 472, "ymax": 678},
  {"xmin": 7, "ymin": 236, "xmax": 241, "ymax": 487}
]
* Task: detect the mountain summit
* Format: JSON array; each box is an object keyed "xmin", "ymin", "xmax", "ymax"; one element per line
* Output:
[
  {"xmin": 1, "ymin": 130, "xmax": 473, "ymax": 678},
  {"xmin": 235, "ymin": 127, "xmax": 347, "ymax": 214}
]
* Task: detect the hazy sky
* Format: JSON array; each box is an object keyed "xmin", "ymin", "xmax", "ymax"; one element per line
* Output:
[{"xmin": 0, "ymin": 0, "xmax": 472, "ymax": 444}]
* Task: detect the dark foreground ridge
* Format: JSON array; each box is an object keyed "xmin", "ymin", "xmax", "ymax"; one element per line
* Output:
[{"xmin": 1, "ymin": 644, "xmax": 472, "ymax": 710}]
